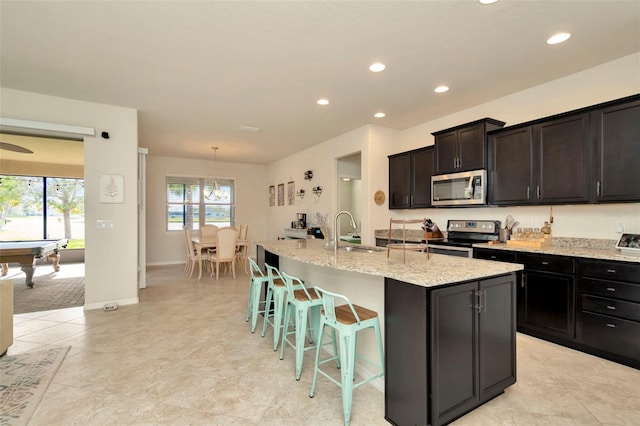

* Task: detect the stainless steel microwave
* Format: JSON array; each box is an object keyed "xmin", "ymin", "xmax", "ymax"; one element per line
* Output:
[{"xmin": 431, "ymin": 169, "xmax": 487, "ymax": 206}]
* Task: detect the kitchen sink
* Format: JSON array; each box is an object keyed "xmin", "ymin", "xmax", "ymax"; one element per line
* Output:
[{"xmin": 342, "ymin": 245, "xmax": 384, "ymax": 253}]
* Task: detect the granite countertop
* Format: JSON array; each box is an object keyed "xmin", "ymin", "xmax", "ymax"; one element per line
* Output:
[
  {"xmin": 473, "ymin": 237, "xmax": 640, "ymax": 264},
  {"xmin": 259, "ymin": 239, "xmax": 522, "ymax": 289}
]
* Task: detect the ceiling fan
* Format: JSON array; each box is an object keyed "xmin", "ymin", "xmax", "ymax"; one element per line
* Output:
[{"xmin": 0, "ymin": 142, "xmax": 33, "ymax": 154}]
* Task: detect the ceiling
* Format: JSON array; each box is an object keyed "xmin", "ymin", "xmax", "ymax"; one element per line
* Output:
[
  {"xmin": 1, "ymin": 1, "xmax": 639, "ymax": 165},
  {"xmin": 0, "ymin": 133, "xmax": 83, "ymax": 167}
]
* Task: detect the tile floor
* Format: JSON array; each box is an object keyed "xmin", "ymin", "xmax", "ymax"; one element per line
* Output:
[{"xmin": 7, "ymin": 264, "xmax": 640, "ymax": 425}]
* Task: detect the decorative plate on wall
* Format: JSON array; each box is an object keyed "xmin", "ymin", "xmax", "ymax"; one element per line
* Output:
[{"xmin": 374, "ymin": 190, "xmax": 385, "ymax": 206}]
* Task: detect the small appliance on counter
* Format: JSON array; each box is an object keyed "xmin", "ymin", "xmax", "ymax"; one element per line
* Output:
[
  {"xmin": 292, "ymin": 213, "xmax": 307, "ymax": 229},
  {"xmin": 307, "ymin": 227, "xmax": 325, "ymax": 239}
]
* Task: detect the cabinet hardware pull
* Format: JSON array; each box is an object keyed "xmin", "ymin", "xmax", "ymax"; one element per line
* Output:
[
  {"xmin": 606, "ymin": 287, "xmax": 616, "ymax": 292},
  {"xmin": 490, "ymin": 256, "xmax": 496, "ymax": 259},
  {"xmin": 536, "ymin": 186, "xmax": 541, "ymax": 199},
  {"xmin": 606, "ymin": 269, "xmax": 616, "ymax": 273},
  {"xmin": 606, "ymin": 323, "xmax": 616, "ymax": 328},
  {"xmin": 606, "ymin": 305, "xmax": 616, "ymax": 310},
  {"xmin": 597, "ymin": 181, "xmax": 601, "ymax": 197},
  {"xmin": 541, "ymin": 261, "xmax": 549, "ymax": 265},
  {"xmin": 526, "ymin": 186, "xmax": 530, "ymax": 199}
]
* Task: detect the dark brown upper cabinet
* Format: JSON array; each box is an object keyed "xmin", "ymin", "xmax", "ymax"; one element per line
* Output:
[
  {"xmin": 590, "ymin": 97, "xmax": 640, "ymax": 202},
  {"xmin": 388, "ymin": 146, "xmax": 434, "ymax": 209},
  {"xmin": 490, "ymin": 94, "xmax": 640, "ymax": 206},
  {"xmin": 489, "ymin": 113, "xmax": 590, "ymax": 205},
  {"xmin": 433, "ymin": 118, "xmax": 505, "ymax": 174}
]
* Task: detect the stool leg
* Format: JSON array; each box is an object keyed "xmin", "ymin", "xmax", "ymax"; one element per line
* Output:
[
  {"xmin": 246, "ymin": 280, "xmax": 254, "ymax": 323},
  {"xmin": 250, "ymin": 281, "xmax": 264, "ymax": 333},
  {"xmin": 340, "ymin": 330, "xmax": 357, "ymax": 426},
  {"xmin": 294, "ymin": 305, "xmax": 310, "ymax": 381},
  {"xmin": 272, "ymin": 289, "xmax": 284, "ymax": 351},
  {"xmin": 262, "ymin": 286, "xmax": 273, "ymax": 338},
  {"xmin": 279, "ymin": 301, "xmax": 292, "ymax": 361},
  {"xmin": 374, "ymin": 320, "xmax": 385, "ymax": 371},
  {"xmin": 309, "ymin": 320, "xmax": 325, "ymax": 398}
]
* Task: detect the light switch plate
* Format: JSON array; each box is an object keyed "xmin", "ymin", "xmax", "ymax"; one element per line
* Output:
[{"xmin": 96, "ymin": 219, "xmax": 115, "ymax": 229}]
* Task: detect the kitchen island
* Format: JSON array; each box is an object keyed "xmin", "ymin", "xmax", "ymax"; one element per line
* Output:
[{"xmin": 258, "ymin": 239, "xmax": 523, "ymax": 426}]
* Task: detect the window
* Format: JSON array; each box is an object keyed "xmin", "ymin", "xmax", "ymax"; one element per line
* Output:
[
  {"xmin": 0, "ymin": 175, "xmax": 85, "ymax": 247},
  {"xmin": 166, "ymin": 176, "xmax": 234, "ymax": 231}
]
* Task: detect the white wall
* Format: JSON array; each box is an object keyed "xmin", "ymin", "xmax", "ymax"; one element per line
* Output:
[
  {"xmin": 267, "ymin": 53, "xmax": 640, "ymax": 243},
  {"xmin": 145, "ymin": 156, "xmax": 268, "ymax": 265},
  {"xmin": 0, "ymin": 88, "xmax": 139, "ymax": 309}
]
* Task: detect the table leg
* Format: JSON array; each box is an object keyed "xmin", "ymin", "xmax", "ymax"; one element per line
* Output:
[
  {"xmin": 49, "ymin": 251, "xmax": 61, "ymax": 272},
  {"xmin": 21, "ymin": 261, "xmax": 36, "ymax": 288},
  {"xmin": 197, "ymin": 254, "xmax": 203, "ymax": 280}
]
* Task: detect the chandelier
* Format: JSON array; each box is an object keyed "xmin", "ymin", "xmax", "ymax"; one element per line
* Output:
[{"xmin": 207, "ymin": 147, "xmax": 229, "ymax": 200}]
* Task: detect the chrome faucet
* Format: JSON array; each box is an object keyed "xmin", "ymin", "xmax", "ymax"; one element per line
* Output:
[{"xmin": 334, "ymin": 210, "xmax": 358, "ymax": 257}]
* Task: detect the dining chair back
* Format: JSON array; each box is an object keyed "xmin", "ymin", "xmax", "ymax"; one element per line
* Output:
[
  {"xmin": 236, "ymin": 224, "xmax": 249, "ymax": 275},
  {"xmin": 208, "ymin": 227, "xmax": 238, "ymax": 279},
  {"xmin": 182, "ymin": 226, "xmax": 199, "ymax": 277},
  {"xmin": 200, "ymin": 224, "xmax": 219, "ymax": 240}
]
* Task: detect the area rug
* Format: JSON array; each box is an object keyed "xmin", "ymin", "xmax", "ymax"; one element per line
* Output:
[{"xmin": 0, "ymin": 346, "xmax": 70, "ymax": 426}]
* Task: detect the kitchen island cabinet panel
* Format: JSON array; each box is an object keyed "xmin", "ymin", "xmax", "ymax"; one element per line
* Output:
[
  {"xmin": 384, "ymin": 279, "xmax": 428, "ymax": 426},
  {"xmin": 386, "ymin": 273, "xmax": 517, "ymax": 426}
]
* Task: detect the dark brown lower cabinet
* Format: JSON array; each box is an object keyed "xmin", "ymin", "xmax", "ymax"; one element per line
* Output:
[{"xmin": 385, "ymin": 274, "xmax": 516, "ymax": 426}]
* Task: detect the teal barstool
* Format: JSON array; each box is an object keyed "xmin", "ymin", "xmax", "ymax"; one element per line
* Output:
[
  {"xmin": 279, "ymin": 271, "xmax": 325, "ymax": 380},
  {"xmin": 261, "ymin": 264, "xmax": 302, "ymax": 350},
  {"xmin": 309, "ymin": 287, "xmax": 385, "ymax": 426},
  {"xmin": 246, "ymin": 258, "xmax": 269, "ymax": 333}
]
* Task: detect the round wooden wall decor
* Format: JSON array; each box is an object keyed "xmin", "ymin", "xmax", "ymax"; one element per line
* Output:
[{"xmin": 374, "ymin": 190, "xmax": 385, "ymax": 205}]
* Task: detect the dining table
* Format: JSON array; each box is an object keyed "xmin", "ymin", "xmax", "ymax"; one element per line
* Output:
[{"xmin": 191, "ymin": 237, "xmax": 249, "ymax": 280}]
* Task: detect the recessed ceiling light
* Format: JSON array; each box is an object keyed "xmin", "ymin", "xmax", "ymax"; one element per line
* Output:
[
  {"xmin": 369, "ymin": 62, "xmax": 386, "ymax": 72},
  {"xmin": 434, "ymin": 85, "xmax": 449, "ymax": 93},
  {"xmin": 478, "ymin": 0, "xmax": 498, "ymax": 4},
  {"xmin": 547, "ymin": 32, "xmax": 571, "ymax": 45},
  {"xmin": 374, "ymin": 112, "xmax": 386, "ymax": 118},
  {"xmin": 317, "ymin": 99, "xmax": 330, "ymax": 106}
]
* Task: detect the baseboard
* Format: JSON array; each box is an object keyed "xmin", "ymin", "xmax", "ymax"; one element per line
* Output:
[
  {"xmin": 146, "ymin": 261, "xmax": 184, "ymax": 267},
  {"xmin": 84, "ymin": 297, "xmax": 139, "ymax": 311}
]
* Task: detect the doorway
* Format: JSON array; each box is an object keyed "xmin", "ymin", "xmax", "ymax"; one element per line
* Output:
[
  {"xmin": 0, "ymin": 132, "xmax": 86, "ymax": 313},
  {"xmin": 337, "ymin": 152, "xmax": 362, "ymax": 244}
]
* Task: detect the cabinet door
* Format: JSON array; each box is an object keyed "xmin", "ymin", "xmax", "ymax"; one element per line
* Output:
[
  {"xmin": 520, "ymin": 270, "xmax": 575, "ymax": 340},
  {"xmin": 479, "ymin": 275, "xmax": 516, "ymax": 401},
  {"xmin": 535, "ymin": 113, "xmax": 590, "ymax": 203},
  {"xmin": 489, "ymin": 127, "xmax": 533, "ymax": 205},
  {"xmin": 431, "ymin": 281, "xmax": 478, "ymax": 426},
  {"xmin": 389, "ymin": 154, "xmax": 411, "ymax": 209},
  {"xmin": 458, "ymin": 123, "xmax": 485, "ymax": 172},
  {"xmin": 591, "ymin": 98, "xmax": 640, "ymax": 202},
  {"xmin": 434, "ymin": 131, "xmax": 459, "ymax": 174},
  {"xmin": 411, "ymin": 147, "xmax": 434, "ymax": 207}
]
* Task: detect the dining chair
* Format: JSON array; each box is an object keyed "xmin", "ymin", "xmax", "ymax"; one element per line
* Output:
[
  {"xmin": 182, "ymin": 226, "xmax": 199, "ymax": 277},
  {"xmin": 235, "ymin": 224, "xmax": 249, "ymax": 275},
  {"xmin": 208, "ymin": 227, "xmax": 238, "ymax": 280}
]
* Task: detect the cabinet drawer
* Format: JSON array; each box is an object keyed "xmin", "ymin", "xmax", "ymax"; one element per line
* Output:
[
  {"xmin": 579, "ymin": 312, "xmax": 640, "ymax": 361},
  {"xmin": 581, "ymin": 278, "xmax": 640, "ymax": 303},
  {"xmin": 520, "ymin": 253, "xmax": 574, "ymax": 274},
  {"xmin": 579, "ymin": 260, "xmax": 640, "ymax": 284},
  {"xmin": 474, "ymin": 248, "xmax": 517, "ymax": 263},
  {"xmin": 582, "ymin": 295, "xmax": 640, "ymax": 322}
]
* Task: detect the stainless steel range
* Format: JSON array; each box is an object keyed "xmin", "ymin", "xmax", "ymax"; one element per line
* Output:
[{"xmin": 428, "ymin": 219, "xmax": 500, "ymax": 258}]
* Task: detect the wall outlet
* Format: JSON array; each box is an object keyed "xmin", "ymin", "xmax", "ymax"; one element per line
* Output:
[{"xmin": 616, "ymin": 222, "xmax": 625, "ymax": 233}]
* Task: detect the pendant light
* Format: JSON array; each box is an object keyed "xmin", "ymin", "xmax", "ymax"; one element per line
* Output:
[{"xmin": 207, "ymin": 147, "xmax": 229, "ymax": 200}]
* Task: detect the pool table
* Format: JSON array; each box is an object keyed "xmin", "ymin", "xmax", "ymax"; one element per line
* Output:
[{"xmin": 0, "ymin": 239, "xmax": 69, "ymax": 288}]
